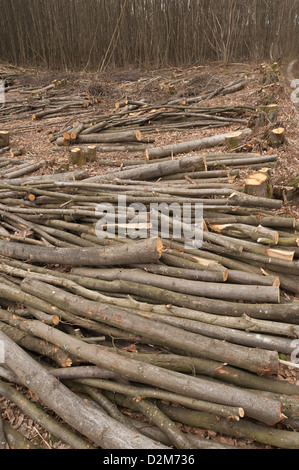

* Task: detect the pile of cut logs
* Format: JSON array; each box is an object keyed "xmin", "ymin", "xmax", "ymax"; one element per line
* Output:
[
  {"xmin": 0, "ymin": 79, "xmax": 100, "ymax": 124},
  {"xmin": 51, "ymin": 102, "xmax": 254, "ymax": 155},
  {"xmin": 0, "ymin": 148, "xmax": 299, "ymax": 450}
]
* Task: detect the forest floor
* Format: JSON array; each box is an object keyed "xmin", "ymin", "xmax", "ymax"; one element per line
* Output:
[
  {"xmin": 0, "ymin": 59, "xmax": 298, "ymax": 450},
  {"xmin": 1, "ymin": 59, "xmax": 298, "ymax": 208}
]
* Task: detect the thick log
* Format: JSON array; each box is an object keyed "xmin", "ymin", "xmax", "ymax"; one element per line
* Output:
[
  {"xmin": 208, "ymin": 223, "xmax": 279, "ymax": 245},
  {"xmin": 0, "ymin": 237, "xmax": 163, "ymax": 266},
  {"xmin": 229, "ymin": 191, "xmax": 282, "ymax": 210},
  {"xmin": 69, "ymin": 148, "xmax": 85, "ymax": 166},
  {"xmin": 258, "ymin": 104, "xmax": 278, "ymax": 123},
  {"xmin": 77, "ymin": 130, "xmax": 142, "ymax": 144},
  {"xmin": 3, "ymin": 421, "xmax": 36, "ymax": 449},
  {"xmin": 0, "ymin": 320, "xmax": 73, "ymax": 367},
  {"xmin": 85, "ymin": 145, "xmax": 97, "ymax": 162},
  {"xmin": 146, "ymin": 129, "xmax": 252, "ymax": 160},
  {"xmin": 86, "ymin": 154, "xmax": 207, "ymax": 182}
]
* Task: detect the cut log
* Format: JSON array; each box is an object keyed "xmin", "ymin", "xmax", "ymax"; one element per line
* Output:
[
  {"xmin": 69, "ymin": 146, "xmax": 97, "ymax": 165},
  {"xmin": 70, "ymin": 267, "xmax": 280, "ymax": 303},
  {"xmin": 146, "ymin": 129, "xmax": 252, "ymax": 160},
  {"xmin": 17, "ymin": 278, "xmax": 280, "ymax": 376},
  {"xmin": 0, "ymin": 237, "xmax": 164, "ymax": 266},
  {"xmin": 4, "ymin": 160, "xmax": 45, "ymax": 180},
  {"xmin": 208, "ymin": 223, "xmax": 279, "ymax": 245},
  {"xmin": 77, "ymin": 130, "xmax": 142, "ymax": 144},
  {"xmin": 265, "ymin": 248, "xmax": 295, "ymax": 261},
  {"xmin": 56, "ymin": 136, "xmax": 71, "ymax": 147},
  {"xmin": 0, "ymin": 320, "xmax": 282, "ymax": 425},
  {"xmin": 86, "ymin": 154, "xmax": 207, "ymax": 183}
]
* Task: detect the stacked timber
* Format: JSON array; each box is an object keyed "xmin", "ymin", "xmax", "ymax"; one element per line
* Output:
[
  {"xmin": 50, "ymin": 104, "xmax": 254, "ymax": 154},
  {"xmin": 0, "ymin": 146, "xmax": 298, "ymax": 449},
  {"xmin": 0, "ymin": 80, "xmax": 99, "ymax": 124}
]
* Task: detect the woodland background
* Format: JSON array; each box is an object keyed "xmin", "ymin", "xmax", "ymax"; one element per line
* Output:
[{"xmin": 0, "ymin": 0, "xmax": 298, "ymax": 70}]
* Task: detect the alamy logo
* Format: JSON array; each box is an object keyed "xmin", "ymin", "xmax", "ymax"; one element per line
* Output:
[
  {"xmin": 0, "ymin": 80, "xmax": 5, "ymax": 104},
  {"xmin": 95, "ymin": 196, "xmax": 204, "ymax": 248},
  {"xmin": 290, "ymin": 79, "xmax": 299, "ymax": 104},
  {"xmin": 0, "ymin": 340, "xmax": 5, "ymax": 364},
  {"xmin": 291, "ymin": 339, "xmax": 299, "ymax": 365}
]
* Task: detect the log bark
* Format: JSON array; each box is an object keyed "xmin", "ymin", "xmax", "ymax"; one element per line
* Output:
[
  {"xmin": 0, "ymin": 379, "xmax": 93, "ymax": 449},
  {"xmin": 244, "ymin": 172, "xmax": 272, "ymax": 199},
  {"xmin": 3, "ymin": 422, "xmax": 36, "ymax": 449},
  {"xmin": 20, "ymin": 278, "xmax": 280, "ymax": 375},
  {"xmin": 0, "ymin": 131, "xmax": 9, "ymax": 148},
  {"xmin": 0, "ymin": 330, "xmax": 168, "ymax": 449},
  {"xmin": 146, "ymin": 129, "xmax": 252, "ymax": 160},
  {"xmin": 77, "ymin": 130, "xmax": 142, "ymax": 144},
  {"xmin": 86, "ymin": 154, "xmax": 207, "ymax": 182},
  {"xmin": 159, "ymin": 405, "xmax": 299, "ymax": 449},
  {"xmin": 0, "ymin": 319, "xmax": 283, "ymax": 425},
  {"xmin": 71, "ymin": 267, "xmax": 280, "ymax": 303},
  {"xmin": 268, "ymin": 128, "xmax": 286, "ymax": 147},
  {"xmin": 0, "ymin": 414, "xmax": 6, "ymax": 449},
  {"xmin": 74, "ymin": 377, "xmax": 244, "ymax": 420},
  {"xmin": 225, "ymin": 131, "xmax": 247, "ymax": 150},
  {"xmin": 0, "ymin": 320, "xmax": 74, "ymax": 367},
  {"xmin": 3, "ymin": 259, "xmax": 294, "ymax": 338},
  {"xmin": 0, "ymin": 237, "xmax": 163, "ymax": 266},
  {"xmin": 4, "ymin": 161, "xmax": 45, "ymax": 180},
  {"xmin": 131, "ymin": 263, "xmax": 227, "ymax": 283}
]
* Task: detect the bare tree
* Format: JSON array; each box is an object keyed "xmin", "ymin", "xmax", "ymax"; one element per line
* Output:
[{"xmin": 0, "ymin": 0, "xmax": 298, "ymax": 69}]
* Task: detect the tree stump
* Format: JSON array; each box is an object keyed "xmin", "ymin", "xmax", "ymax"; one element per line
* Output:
[
  {"xmin": 85, "ymin": 145, "xmax": 97, "ymax": 163},
  {"xmin": 268, "ymin": 127, "xmax": 285, "ymax": 147},
  {"xmin": 254, "ymin": 104, "xmax": 278, "ymax": 129},
  {"xmin": 258, "ymin": 104, "xmax": 278, "ymax": 123},
  {"xmin": 69, "ymin": 146, "xmax": 97, "ymax": 166},
  {"xmin": 244, "ymin": 171, "xmax": 273, "ymax": 199},
  {"xmin": 0, "ymin": 131, "xmax": 9, "ymax": 148},
  {"xmin": 69, "ymin": 148, "xmax": 85, "ymax": 166},
  {"xmin": 225, "ymin": 131, "xmax": 245, "ymax": 150},
  {"xmin": 260, "ymin": 64, "xmax": 280, "ymax": 85}
]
